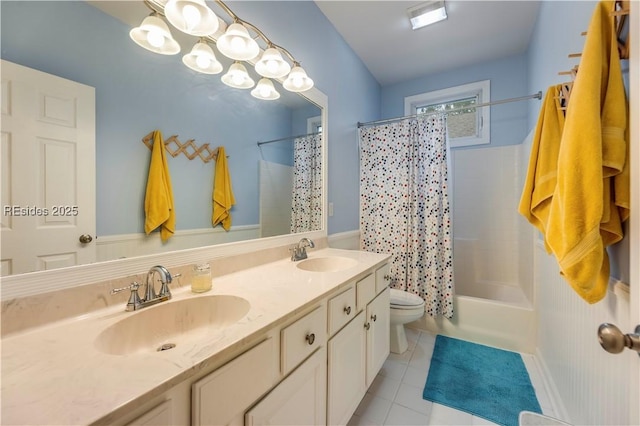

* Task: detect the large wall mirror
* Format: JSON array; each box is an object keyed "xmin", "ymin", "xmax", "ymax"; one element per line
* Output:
[{"xmin": 1, "ymin": 1, "xmax": 326, "ymax": 279}]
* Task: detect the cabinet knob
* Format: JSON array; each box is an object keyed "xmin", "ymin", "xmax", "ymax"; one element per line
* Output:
[
  {"xmin": 383, "ymin": 275, "xmax": 392, "ymax": 281},
  {"xmin": 344, "ymin": 306, "xmax": 352, "ymax": 315},
  {"xmin": 305, "ymin": 333, "xmax": 316, "ymax": 345},
  {"xmin": 364, "ymin": 322, "xmax": 371, "ymax": 330},
  {"xmin": 371, "ymin": 314, "xmax": 377, "ymax": 322}
]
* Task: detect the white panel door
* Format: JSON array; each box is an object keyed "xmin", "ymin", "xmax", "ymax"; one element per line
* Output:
[
  {"xmin": 0, "ymin": 60, "xmax": 95, "ymax": 275},
  {"xmin": 628, "ymin": 7, "xmax": 639, "ymax": 425}
]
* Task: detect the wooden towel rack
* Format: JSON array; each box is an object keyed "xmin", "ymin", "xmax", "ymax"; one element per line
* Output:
[
  {"xmin": 142, "ymin": 131, "xmax": 221, "ymax": 163},
  {"xmin": 556, "ymin": 0, "xmax": 630, "ymax": 110}
]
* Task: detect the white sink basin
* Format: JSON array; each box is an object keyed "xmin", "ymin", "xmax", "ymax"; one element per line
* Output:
[
  {"xmin": 296, "ymin": 256, "xmax": 358, "ymax": 272},
  {"xmin": 95, "ymin": 295, "xmax": 250, "ymax": 355}
]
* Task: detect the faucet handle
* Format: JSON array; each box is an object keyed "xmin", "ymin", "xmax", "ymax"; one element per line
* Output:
[
  {"xmin": 111, "ymin": 282, "xmax": 143, "ymax": 311},
  {"xmin": 158, "ymin": 273, "xmax": 181, "ymax": 298},
  {"xmin": 111, "ymin": 282, "xmax": 141, "ymax": 295}
]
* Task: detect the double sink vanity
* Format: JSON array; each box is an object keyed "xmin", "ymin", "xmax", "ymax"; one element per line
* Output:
[{"xmin": 1, "ymin": 244, "xmax": 391, "ymax": 425}]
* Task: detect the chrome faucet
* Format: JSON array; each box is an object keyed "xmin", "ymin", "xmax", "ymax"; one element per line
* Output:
[
  {"xmin": 290, "ymin": 238, "xmax": 315, "ymax": 261},
  {"xmin": 111, "ymin": 265, "xmax": 178, "ymax": 311}
]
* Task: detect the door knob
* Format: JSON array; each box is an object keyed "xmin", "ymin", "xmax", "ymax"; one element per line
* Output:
[
  {"xmin": 597, "ymin": 323, "xmax": 640, "ymax": 356},
  {"xmin": 79, "ymin": 234, "xmax": 93, "ymax": 244}
]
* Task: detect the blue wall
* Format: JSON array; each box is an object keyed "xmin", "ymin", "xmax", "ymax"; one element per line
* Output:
[{"xmin": 381, "ymin": 53, "xmax": 531, "ymax": 148}]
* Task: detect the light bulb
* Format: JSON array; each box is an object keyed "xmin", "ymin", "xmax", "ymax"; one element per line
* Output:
[
  {"xmin": 293, "ymin": 76, "xmax": 304, "ymax": 88},
  {"xmin": 195, "ymin": 54, "xmax": 211, "ymax": 69},
  {"xmin": 182, "ymin": 4, "xmax": 202, "ymax": 31},
  {"xmin": 146, "ymin": 29, "xmax": 165, "ymax": 48},
  {"xmin": 266, "ymin": 60, "xmax": 279, "ymax": 74},
  {"xmin": 259, "ymin": 86, "xmax": 271, "ymax": 97},
  {"xmin": 232, "ymin": 72, "xmax": 244, "ymax": 86},
  {"xmin": 230, "ymin": 36, "xmax": 246, "ymax": 53}
]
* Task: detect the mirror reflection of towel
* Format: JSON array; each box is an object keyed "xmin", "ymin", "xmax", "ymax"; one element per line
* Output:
[
  {"xmin": 144, "ymin": 130, "xmax": 175, "ymax": 241},
  {"xmin": 212, "ymin": 146, "xmax": 235, "ymax": 230}
]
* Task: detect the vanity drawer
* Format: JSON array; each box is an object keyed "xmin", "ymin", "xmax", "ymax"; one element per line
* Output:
[
  {"xmin": 281, "ymin": 305, "xmax": 327, "ymax": 375},
  {"xmin": 356, "ymin": 273, "xmax": 375, "ymax": 311},
  {"xmin": 375, "ymin": 263, "xmax": 391, "ymax": 294},
  {"xmin": 328, "ymin": 286, "xmax": 356, "ymax": 336}
]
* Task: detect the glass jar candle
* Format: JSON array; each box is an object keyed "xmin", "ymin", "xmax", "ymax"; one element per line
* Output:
[{"xmin": 191, "ymin": 262, "xmax": 212, "ymax": 293}]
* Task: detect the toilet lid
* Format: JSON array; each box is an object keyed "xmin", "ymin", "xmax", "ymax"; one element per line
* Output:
[{"xmin": 390, "ymin": 289, "xmax": 424, "ymax": 307}]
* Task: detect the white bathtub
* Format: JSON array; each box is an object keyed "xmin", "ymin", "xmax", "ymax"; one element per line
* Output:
[{"xmin": 413, "ymin": 281, "xmax": 536, "ymax": 353}]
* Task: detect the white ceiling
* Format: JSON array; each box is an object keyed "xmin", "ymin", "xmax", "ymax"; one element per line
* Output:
[{"xmin": 314, "ymin": 1, "xmax": 541, "ymax": 86}]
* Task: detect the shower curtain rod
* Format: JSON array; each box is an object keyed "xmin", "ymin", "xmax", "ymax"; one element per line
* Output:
[
  {"xmin": 357, "ymin": 91, "xmax": 542, "ymax": 128},
  {"xmin": 257, "ymin": 131, "xmax": 322, "ymax": 146}
]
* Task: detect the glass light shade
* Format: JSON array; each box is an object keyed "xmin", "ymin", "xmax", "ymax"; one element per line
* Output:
[
  {"xmin": 216, "ymin": 23, "xmax": 260, "ymax": 61},
  {"xmin": 182, "ymin": 42, "xmax": 222, "ymax": 74},
  {"xmin": 251, "ymin": 78, "xmax": 280, "ymax": 100},
  {"xmin": 282, "ymin": 65, "xmax": 314, "ymax": 92},
  {"xmin": 164, "ymin": 0, "xmax": 220, "ymax": 36},
  {"xmin": 221, "ymin": 62, "xmax": 255, "ymax": 89},
  {"xmin": 129, "ymin": 15, "xmax": 180, "ymax": 55},
  {"xmin": 255, "ymin": 48, "xmax": 291, "ymax": 79}
]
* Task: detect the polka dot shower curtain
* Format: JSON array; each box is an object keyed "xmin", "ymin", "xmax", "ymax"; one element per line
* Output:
[
  {"xmin": 291, "ymin": 133, "xmax": 322, "ymax": 233},
  {"xmin": 359, "ymin": 115, "xmax": 454, "ymax": 318}
]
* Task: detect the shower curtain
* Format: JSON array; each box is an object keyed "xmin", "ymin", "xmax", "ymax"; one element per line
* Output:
[
  {"xmin": 359, "ymin": 115, "xmax": 454, "ymax": 318},
  {"xmin": 291, "ymin": 133, "xmax": 322, "ymax": 233}
]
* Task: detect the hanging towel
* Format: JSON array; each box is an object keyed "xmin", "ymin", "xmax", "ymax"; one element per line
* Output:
[
  {"xmin": 144, "ymin": 130, "xmax": 175, "ymax": 242},
  {"xmin": 545, "ymin": 0, "xmax": 628, "ymax": 304},
  {"xmin": 212, "ymin": 146, "xmax": 235, "ymax": 231},
  {"xmin": 518, "ymin": 85, "xmax": 565, "ymax": 251}
]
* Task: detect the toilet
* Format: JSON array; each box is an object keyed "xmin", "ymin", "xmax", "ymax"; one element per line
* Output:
[{"xmin": 389, "ymin": 289, "xmax": 426, "ymax": 354}]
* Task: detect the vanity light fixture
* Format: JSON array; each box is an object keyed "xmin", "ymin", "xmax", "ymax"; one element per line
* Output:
[
  {"xmin": 407, "ymin": 0, "xmax": 447, "ymax": 30},
  {"xmin": 131, "ymin": 0, "xmax": 314, "ymax": 95},
  {"xmin": 216, "ymin": 22, "xmax": 260, "ymax": 61},
  {"xmin": 255, "ymin": 47, "xmax": 291, "ymax": 79},
  {"xmin": 282, "ymin": 63, "xmax": 314, "ymax": 92},
  {"xmin": 129, "ymin": 13, "xmax": 180, "ymax": 55},
  {"xmin": 221, "ymin": 61, "xmax": 255, "ymax": 89},
  {"xmin": 164, "ymin": 0, "xmax": 220, "ymax": 36},
  {"xmin": 182, "ymin": 40, "xmax": 223, "ymax": 74},
  {"xmin": 251, "ymin": 78, "xmax": 280, "ymax": 100}
]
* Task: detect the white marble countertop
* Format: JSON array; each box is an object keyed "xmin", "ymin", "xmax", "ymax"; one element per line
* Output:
[{"xmin": 1, "ymin": 248, "xmax": 389, "ymax": 426}]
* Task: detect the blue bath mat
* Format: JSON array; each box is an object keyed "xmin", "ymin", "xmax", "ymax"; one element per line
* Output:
[{"xmin": 423, "ymin": 335, "xmax": 542, "ymax": 426}]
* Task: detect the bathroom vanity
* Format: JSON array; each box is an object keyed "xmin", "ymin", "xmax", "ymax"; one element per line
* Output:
[{"xmin": 1, "ymin": 247, "xmax": 390, "ymax": 425}]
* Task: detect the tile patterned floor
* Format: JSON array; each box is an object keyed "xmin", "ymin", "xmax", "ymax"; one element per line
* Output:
[{"xmin": 348, "ymin": 329, "xmax": 558, "ymax": 426}]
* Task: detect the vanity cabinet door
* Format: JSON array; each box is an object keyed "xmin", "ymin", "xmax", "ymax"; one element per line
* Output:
[
  {"xmin": 192, "ymin": 338, "xmax": 277, "ymax": 426},
  {"xmin": 327, "ymin": 310, "xmax": 366, "ymax": 426},
  {"xmin": 366, "ymin": 287, "xmax": 390, "ymax": 386},
  {"xmin": 245, "ymin": 347, "xmax": 326, "ymax": 426}
]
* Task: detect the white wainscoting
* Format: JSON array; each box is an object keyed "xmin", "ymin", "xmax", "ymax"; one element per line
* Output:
[
  {"xmin": 96, "ymin": 225, "xmax": 260, "ymax": 262},
  {"xmin": 534, "ymin": 242, "xmax": 632, "ymax": 425},
  {"xmin": 328, "ymin": 231, "xmax": 360, "ymax": 250}
]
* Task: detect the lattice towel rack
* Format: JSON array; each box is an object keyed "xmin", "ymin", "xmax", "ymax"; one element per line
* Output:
[{"xmin": 142, "ymin": 131, "xmax": 222, "ymax": 163}]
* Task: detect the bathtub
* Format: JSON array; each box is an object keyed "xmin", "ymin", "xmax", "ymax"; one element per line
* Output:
[{"xmin": 413, "ymin": 281, "xmax": 536, "ymax": 353}]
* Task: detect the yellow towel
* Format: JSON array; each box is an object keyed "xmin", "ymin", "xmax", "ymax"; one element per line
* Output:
[
  {"xmin": 144, "ymin": 130, "xmax": 175, "ymax": 241},
  {"xmin": 518, "ymin": 85, "xmax": 565, "ymax": 251},
  {"xmin": 545, "ymin": 0, "xmax": 628, "ymax": 304},
  {"xmin": 212, "ymin": 146, "xmax": 235, "ymax": 231}
]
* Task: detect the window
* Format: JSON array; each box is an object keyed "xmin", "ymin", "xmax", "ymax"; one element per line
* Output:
[
  {"xmin": 307, "ymin": 115, "xmax": 322, "ymax": 134},
  {"xmin": 404, "ymin": 80, "xmax": 490, "ymax": 148}
]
